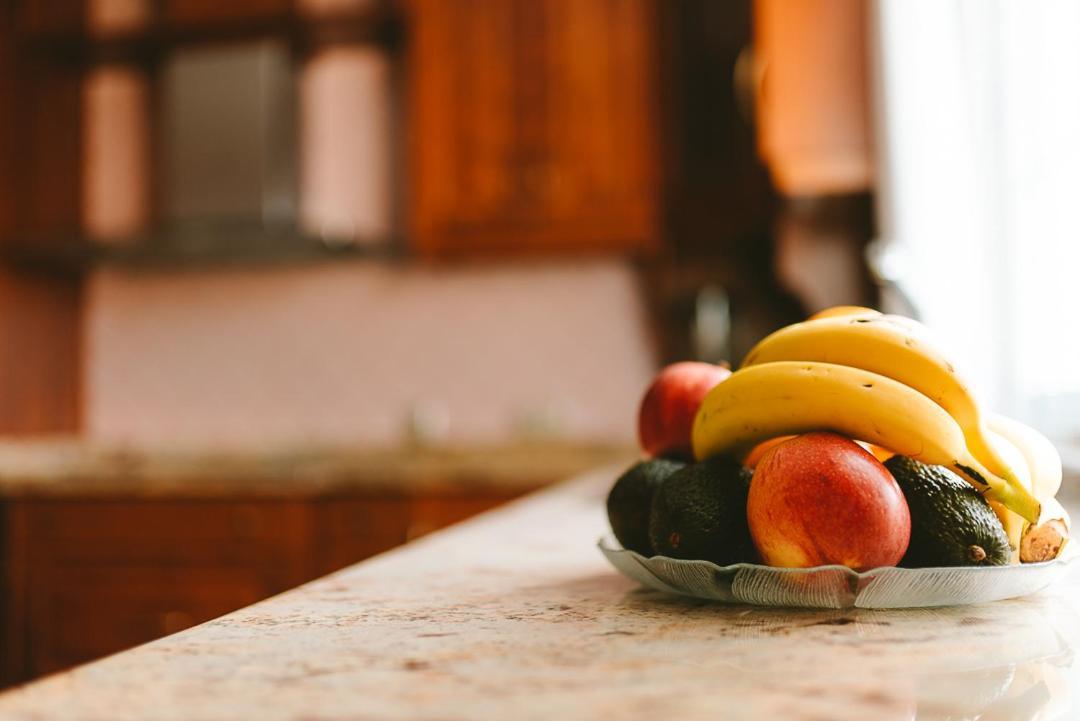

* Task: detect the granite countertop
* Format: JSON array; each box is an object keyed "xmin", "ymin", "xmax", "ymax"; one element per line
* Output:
[
  {"xmin": 0, "ymin": 440, "xmax": 633, "ymax": 498},
  {"xmin": 2, "ymin": 467, "xmax": 1080, "ymax": 720}
]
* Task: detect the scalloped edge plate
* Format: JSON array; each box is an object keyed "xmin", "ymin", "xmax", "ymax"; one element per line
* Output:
[{"xmin": 599, "ymin": 534, "xmax": 1077, "ymax": 608}]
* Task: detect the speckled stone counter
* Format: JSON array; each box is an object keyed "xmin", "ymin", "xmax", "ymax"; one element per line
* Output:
[
  {"xmin": 0, "ymin": 441, "xmax": 632, "ymax": 498},
  {"xmin": 1, "ymin": 467, "xmax": 1079, "ymax": 721}
]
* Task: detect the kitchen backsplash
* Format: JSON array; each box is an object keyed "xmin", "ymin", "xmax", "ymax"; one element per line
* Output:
[{"xmin": 83, "ymin": 258, "xmax": 655, "ymax": 450}]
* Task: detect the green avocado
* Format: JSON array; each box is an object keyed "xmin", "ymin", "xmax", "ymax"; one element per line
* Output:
[
  {"xmin": 648, "ymin": 456, "xmax": 756, "ymax": 565},
  {"xmin": 885, "ymin": 455, "xmax": 1011, "ymax": 567},
  {"xmin": 606, "ymin": 459, "xmax": 686, "ymax": 555}
]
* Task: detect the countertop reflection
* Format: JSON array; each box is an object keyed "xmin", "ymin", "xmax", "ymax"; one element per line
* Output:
[{"xmin": 0, "ymin": 466, "xmax": 1076, "ymax": 721}]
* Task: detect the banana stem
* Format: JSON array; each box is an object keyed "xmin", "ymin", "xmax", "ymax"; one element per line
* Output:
[{"xmin": 956, "ymin": 460, "xmax": 1041, "ymax": 523}]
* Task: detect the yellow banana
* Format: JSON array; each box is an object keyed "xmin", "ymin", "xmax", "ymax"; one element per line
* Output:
[
  {"xmin": 741, "ymin": 314, "xmax": 1034, "ymax": 517},
  {"xmin": 692, "ymin": 361, "xmax": 1042, "ymax": 523},
  {"xmin": 987, "ymin": 413, "xmax": 1062, "ymax": 501},
  {"xmin": 986, "ymin": 429, "xmax": 1031, "ymax": 559},
  {"xmin": 988, "ymin": 429, "xmax": 1032, "ymax": 489},
  {"xmin": 985, "ymin": 499, "xmax": 1020, "ymax": 563},
  {"xmin": 807, "ymin": 305, "xmax": 881, "ymax": 321},
  {"xmin": 1039, "ymin": 496, "xmax": 1071, "ymax": 530},
  {"xmin": 986, "ymin": 414, "xmax": 1068, "ymax": 562}
]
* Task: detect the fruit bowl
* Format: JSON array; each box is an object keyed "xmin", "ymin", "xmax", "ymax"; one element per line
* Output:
[{"xmin": 598, "ymin": 534, "xmax": 1076, "ymax": 609}]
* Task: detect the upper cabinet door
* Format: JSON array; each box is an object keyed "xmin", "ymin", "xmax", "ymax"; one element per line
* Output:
[
  {"xmin": 407, "ymin": 0, "xmax": 660, "ymax": 257},
  {"xmin": 163, "ymin": 0, "xmax": 291, "ymax": 28}
]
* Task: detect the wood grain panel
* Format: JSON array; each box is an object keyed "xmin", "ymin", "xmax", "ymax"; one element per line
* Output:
[
  {"xmin": 7, "ymin": 499, "xmax": 318, "ymax": 682},
  {"xmin": 0, "ymin": 270, "xmax": 81, "ymax": 434},
  {"xmin": 0, "ymin": 503, "xmax": 29, "ymax": 688},
  {"xmin": 17, "ymin": 0, "xmax": 86, "ymax": 36},
  {"xmin": 407, "ymin": 493, "xmax": 512, "ymax": 541},
  {"xmin": 0, "ymin": 491, "xmax": 533, "ymax": 687},
  {"xmin": 32, "ymin": 563, "xmax": 279, "ymax": 676},
  {"xmin": 407, "ymin": 0, "xmax": 660, "ymax": 257},
  {"xmin": 312, "ymin": 496, "xmax": 410, "ymax": 575},
  {"xmin": 164, "ymin": 0, "xmax": 291, "ymax": 27},
  {"xmin": 19, "ymin": 499, "xmax": 315, "ymax": 570},
  {"xmin": 0, "ymin": 4, "xmax": 83, "ymax": 437},
  {"xmin": 20, "ymin": 64, "xmax": 84, "ymax": 240}
]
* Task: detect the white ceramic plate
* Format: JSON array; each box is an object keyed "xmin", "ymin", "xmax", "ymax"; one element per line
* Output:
[{"xmin": 598, "ymin": 534, "xmax": 1076, "ymax": 609}]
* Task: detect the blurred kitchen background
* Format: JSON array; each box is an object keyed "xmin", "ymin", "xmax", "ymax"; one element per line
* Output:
[{"xmin": 1, "ymin": 0, "xmax": 1077, "ymax": 689}]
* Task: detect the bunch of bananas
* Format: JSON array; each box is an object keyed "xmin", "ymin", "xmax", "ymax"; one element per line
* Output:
[{"xmin": 691, "ymin": 306, "xmax": 1069, "ymax": 563}]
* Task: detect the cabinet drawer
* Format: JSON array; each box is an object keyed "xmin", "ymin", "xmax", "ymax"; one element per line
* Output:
[
  {"xmin": 2, "ymin": 492, "xmax": 528, "ymax": 685},
  {"xmin": 17, "ymin": 499, "xmax": 314, "ymax": 565},
  {"xmin": 313, "ymin": 497, "xmax": 410, "ymax": 575},
  {"xmin": 29, "ymin": 563, "xmax": 279, "ymax": 676},
  {"xmin": 407, "ymin": 494, "xmax": 515, "ymax": 540}
]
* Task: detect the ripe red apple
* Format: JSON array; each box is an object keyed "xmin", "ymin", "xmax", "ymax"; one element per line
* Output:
[
  {"xmin": 638, "ymin": 361, "xmax": 731, "ymax": 460},
  {"xmin": 747, "ymin": 432, "xmax": 911, "ymax": 571}
]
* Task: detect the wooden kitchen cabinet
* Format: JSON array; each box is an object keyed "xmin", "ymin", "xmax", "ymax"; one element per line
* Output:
[
  {"xmin": 29, "ymin": 565, "xmax": 278, "ymax": 676},
  {"xmin": 406, "ymin": 494, "xmax": 508, "ymax": 540},
  {"xmin": 18, "ymin": 0, "xmax": 292, "ymax": 33},
  {"xmin": 311, "ymin": 496, "xmax": 411, "ymax": 576},
  {"xmin": 3, "ymin": 499, "xmax": 319, "ymax": 681},
  {"xmin": 0, "ymin": 490, "xmax": 525, "ymax": 687},
  {"xmin": 15, "ymin": 1, "xmax": 85, "ymax": 36},
  {"xmin": 163, "ymin": 0, "xmax": 291, "ymax": 28},
  {"xmin": 406, "ymin": 0, "xmax": 661, "ymax": 257},
  {"xmin": 0, "ymin": 5, "xmax": 83, "ymax": 437}
]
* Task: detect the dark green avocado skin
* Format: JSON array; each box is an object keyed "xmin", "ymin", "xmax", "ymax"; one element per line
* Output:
[
  {"xmin": 647, "ymin": 456, "xmax": 756, "ymax": 565},
  {"xmin": 606, "ymin": 459, "xmax": 686, "ymax": 555},
  {"xmin": 885, "ymin": 455, "xmax": 1011, "ymax": 567}
]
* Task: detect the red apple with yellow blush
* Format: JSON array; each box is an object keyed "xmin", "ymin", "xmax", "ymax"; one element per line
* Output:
[
  {"xmin": 638, "ymin": 362, "xmax": 731, "ymax": 460},
  {"xmin": 747, "ymin": 432, "xmax": 911, "ymax": 571}
]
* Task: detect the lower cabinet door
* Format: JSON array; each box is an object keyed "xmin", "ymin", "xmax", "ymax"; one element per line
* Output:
[
  {"xmin": 28, "ymin": 563, "xmax": 277, "ymax": 676},
  {"xmin": 6, "ymin": 498, "xmax": 319, "ymax": 683},
  {"xmin": 1, "ymin": 490, "xmax": 524, "ymax": 685}
]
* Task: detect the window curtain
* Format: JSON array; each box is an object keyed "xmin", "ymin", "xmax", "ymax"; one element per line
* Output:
[{"xmin": 872, "ymin": 0, "xmax": 1080, "ymax": 448}]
